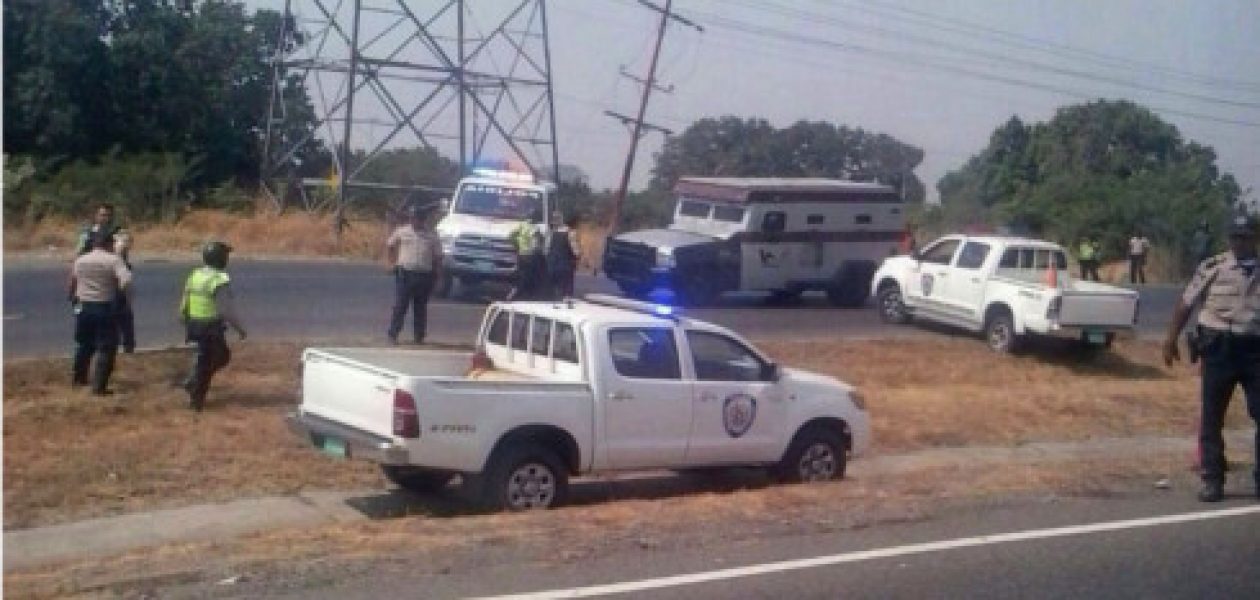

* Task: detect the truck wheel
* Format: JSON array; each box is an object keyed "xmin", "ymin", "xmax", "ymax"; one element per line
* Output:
[
  {"xmin": 478, "ymin": 443, "xmax": 569, "ymax": 511},
  {"xmin": 876, "ymin": 284, "xmax": 911, "ymax": 324},
  {"xmin": 984, "ymin": 310, "xmax": 1023, "ymax": 354},
  {"xmin": 434, "ymin": 273, "xmax": 454, "ymax": 299},
  {"xmin": 774, "ymin": 427, "xmax": 847, "ymax": 483},
  {"xmin": 826, "ymin": 274, "xmax": 871, "ymax": 308},
  {"xmin": 617, "ymin": 282, "xmax": 652, "ymax": 300},
  {"xmin": 380, "ymin": 465, "xmax": 454, "ymax": 494},
  {"xmin": 677, "ymin": 279, "xmax": 719, "ymax": 307}
]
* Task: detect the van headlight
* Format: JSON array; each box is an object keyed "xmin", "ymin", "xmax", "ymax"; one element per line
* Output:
[{"xmin": 655, "ymin": 248, "xmax": 676, "ymax": 269}]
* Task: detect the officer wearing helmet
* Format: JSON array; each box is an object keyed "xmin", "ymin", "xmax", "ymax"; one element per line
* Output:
[
  {"xmin": 179, "ymin": 240, "xmax": 248, "ymax": 411},
  {"xmin": 1164, "ymin": 213, "xmax": 1260, "ymax": 502}
]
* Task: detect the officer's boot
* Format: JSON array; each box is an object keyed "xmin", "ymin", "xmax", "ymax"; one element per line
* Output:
[
  {"xmin": 1198, "ymin": 480, "xmax": 1225, "ymax": 503},
  {"xmin": 91, "ymin": 349, "xmax": 116, "ymax": 395}
]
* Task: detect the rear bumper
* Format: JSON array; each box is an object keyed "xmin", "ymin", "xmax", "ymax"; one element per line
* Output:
[
  {"xmin": 1039, "ymin": 324, "xmax": 1136, "ymax": 342},
  {"xmin": 286, "ymin": 411, "xmax": 411, "ymax": 465}
]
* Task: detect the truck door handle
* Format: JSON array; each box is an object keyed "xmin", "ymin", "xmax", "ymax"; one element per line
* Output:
[{"xmin": 608, "ymin": 391, "xmax": 634, "ymax": 401}]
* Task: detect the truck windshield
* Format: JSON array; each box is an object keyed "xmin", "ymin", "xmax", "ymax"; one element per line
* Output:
[{"xmin": 455, "ymin": 183, "xmax": 544, "ymax": 222}]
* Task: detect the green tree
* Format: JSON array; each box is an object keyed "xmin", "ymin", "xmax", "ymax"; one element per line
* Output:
[
  {"xmin": 938, "ymin": 100, "xmax": 1241, "ymax": 275},
  {"xmin": 650, "ymin": 116, "xmax": 925, "ymax": 202}
]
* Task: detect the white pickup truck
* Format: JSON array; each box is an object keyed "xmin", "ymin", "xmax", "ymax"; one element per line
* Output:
[
  {"xmin": 871, "ymin": 234, "xmax": 1139, "ymax": 353},
  {"xmin": 288, "ymin": 295, "xmax": 870, "ymax": 511}
]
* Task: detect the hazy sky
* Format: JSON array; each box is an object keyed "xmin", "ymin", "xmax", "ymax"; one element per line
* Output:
[{"xmin": 252, "ymin": 0, "xmax": 1260, "ymax": 205}]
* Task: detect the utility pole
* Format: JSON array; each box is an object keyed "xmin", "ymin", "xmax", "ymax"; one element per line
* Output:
[{"xmin": 605, "ymin": 0, "xmax": 702, "ymax": 235}]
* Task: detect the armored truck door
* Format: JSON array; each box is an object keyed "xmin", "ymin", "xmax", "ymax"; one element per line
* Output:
[{"xmin": 740, "ymin": 210, "xmax": 793, "ymax": 291}]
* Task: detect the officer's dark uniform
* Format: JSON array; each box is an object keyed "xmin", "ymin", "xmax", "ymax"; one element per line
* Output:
[
  {"xmin": 70, "ymin": 232, "xmax": 132, "ymax": 394},
  {"xmin": 1173, "ymin": 214, "xmax": 1260, "ymax": 501}
]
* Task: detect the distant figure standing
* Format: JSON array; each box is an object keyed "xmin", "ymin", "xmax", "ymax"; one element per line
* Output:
[
  {"xmin": 1077, "ymin": 237, "xmax": 1101, "ymax": 282},
  {"xmin": 1191, "ymin": 220, "xmax": 1213, "ymax": 269},
  {"xmin": 1128, "ymin": 231, "xmax": 1150, "ymax": 284},
  {"xmin": 68, "ymin": 232, "xmax": 132, "ymax": 395},
  {"xmin": 180, "ymin": 241, "xmax": 248, "ymax": 411},
  {"xmin": 77, "ymin": 203, "xmax": 136, "ymax": 353},
  {"xmin": 547, "ymin": 212, "xmax": 581, "ymax": 299},
  {"xmin": 386, "ymin": 205, "xmax": 443, "ymax": 344}
]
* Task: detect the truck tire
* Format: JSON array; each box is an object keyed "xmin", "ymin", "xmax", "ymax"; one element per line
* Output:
[
  {"xmin": 617, "ymin": 281, "xmax": 652, "ymax": 300},
  {"xmin": 380, "ymin": 465, "xmax": 454, "ymax": 494},
  {"xmin": 434, "ymin": 273, "xmax": 454, "ymax": 299},
  {"xmin": 876, "ymin": 283, "xmax": 911, "ymax": 324},
  {"xmin": 984, "ymin": 309, "xmax": 1023, "ymax": 354},
  {"xmin": 773, "ymin": 426, "xmax": 847, "ymax": 483},
  {"xmin": 826, "ymin": 263, "xmax": 874, "ymax": 308},
  {"xmin": 477, "ymin": 443, "xmax": 569, "ymax": 511}
]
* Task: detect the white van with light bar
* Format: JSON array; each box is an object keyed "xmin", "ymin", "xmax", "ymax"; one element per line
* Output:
[
  {"xmin": 603, "ymin": 177, "xmax": 907, "ymax": 306},
  {"xmin": 434, "ymin": 168, "xmax": 555, "ymax": 296},
  {"xmin": 289, "ymin": 295, "xmax": 871, "ymax": 511}
]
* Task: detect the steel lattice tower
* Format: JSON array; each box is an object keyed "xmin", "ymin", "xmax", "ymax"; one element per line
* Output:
[{"xmin": 261, "ymin": 0, "xmax": 561, "ymax": 221}]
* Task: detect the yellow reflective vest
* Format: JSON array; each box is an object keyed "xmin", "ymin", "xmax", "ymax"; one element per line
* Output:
[{"xmin": 182, "ymin": 266, "xmax": 230, "ymax": 320}]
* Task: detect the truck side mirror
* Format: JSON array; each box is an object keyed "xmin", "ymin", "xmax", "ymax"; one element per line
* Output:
[{"xmin": 761, "ymin": 362, "xmax": 781, "ymax": 382}]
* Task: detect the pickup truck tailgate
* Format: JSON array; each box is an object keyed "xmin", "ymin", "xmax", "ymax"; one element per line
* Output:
[
  {"xmin": 1059, "ymin": 286, "xmax": 1138, "ymax": 327},
  {"xmin": 301, "ymin": 350, "xmax": 403, "ymax": 439}
]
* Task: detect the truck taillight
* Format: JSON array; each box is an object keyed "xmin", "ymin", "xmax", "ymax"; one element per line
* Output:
[
  {"xmin": 393, "ymin": 389, "xmax": 420, "ymax": 439},
  {"xmin": 470, "ymin": 348, "xmax": 494, "ymax": 372}
]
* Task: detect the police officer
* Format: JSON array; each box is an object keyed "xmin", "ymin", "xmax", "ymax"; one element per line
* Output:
[
  {"xmin": 385, "ymin": 205, "xmax": 443, "ymax": 344},
  {"xmin": 506, "ymin": 210, "xmax": 545, "ymax": 301},
  {"xmin": 546, "ymin": 212, "xmax": 581, "ymax": 299},
  {"xmin": 68, "ymin": 231, "xmax": 132, "ymax": 395},
  {"xmin": 77, "ymin": 203, "xmax": 136, "ymax": 352},
  {"xmin": 1163, "ymin": 214, "xmax": 1260, "ymax": 502},
  {"xmin": 180, "ymin": 241, "xmax": 248, "ymax": 411}
]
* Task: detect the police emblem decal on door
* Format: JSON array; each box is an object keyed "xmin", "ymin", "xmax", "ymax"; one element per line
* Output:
[{"xmin": 723, "ymin": 393, "xmax": 758, "ymax": 438}]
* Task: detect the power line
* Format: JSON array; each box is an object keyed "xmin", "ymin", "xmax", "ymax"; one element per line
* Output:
[{"xmin": 715, "ymin": 0, "xmax": 1260, "ymax": 110}]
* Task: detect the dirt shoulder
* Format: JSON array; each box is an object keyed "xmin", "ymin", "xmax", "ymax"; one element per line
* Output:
[
  {"xmin": 3, "ymin": 337, "xmax": 1256, "ymax": 598},
  {"xmin": 4, "ymin": 337, "xmax": 1248, "ymax": 530}
]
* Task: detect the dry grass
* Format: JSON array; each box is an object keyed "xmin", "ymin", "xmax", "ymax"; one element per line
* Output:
[
  {"xmin": 2, "ymin": 343, "xmax": 387, "ymax": 529},
  {"xmin": 3, "ymin": 210, "xmax": 387, "ymax": 260},
  {"xmin": 5, "ymin": 338, "xmax": 1253, "ymax": 532}
]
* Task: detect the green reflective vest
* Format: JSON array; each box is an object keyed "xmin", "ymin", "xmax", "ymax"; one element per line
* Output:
[
  {"xmin": 510, "ymin": 222, "xmax": 539, "ymax": 255},
  {"xmin": 184, "ymin": 266, "xmax": 230, "ymax": 319},
  {"xmin": 1078, "ymin": 241, "xmax": 1097, "ymax": 261}
]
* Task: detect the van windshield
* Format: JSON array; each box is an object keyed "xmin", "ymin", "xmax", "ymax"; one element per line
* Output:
[{"xmin": 455, "ymin": 183, "xmax": 544, "ymax": 221}]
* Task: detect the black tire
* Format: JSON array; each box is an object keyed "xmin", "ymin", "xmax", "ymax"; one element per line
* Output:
[
  {"xmin": 826, "ymin": 271, "xmax": 872, "ymax": 308},
  {"xmin": 476, "ymin": 443, "xmax": 569, "ymax": 511},
  {"xmin": 984, "ymin": 309, "xmax": 1022, "ymax": 354},
  {"xmin": 617, "ymin": 281, "xmax": 652, "ymax": 300},
  {"xmin": 773, "ymin": 427, "xmax": 848, "ymax": 483},
  {"xmin": 380, "ymin": 465, "xmax": 454, "ymax": 494},
  {"xmin": 434, "ymin": 273, "xmax": 455, "ymax": 299},
  {"xmin": 676, "ymin": 278, "xmax": 719, "ymax": 307},
  {"xmin": 876, "ymin": 283, "xmax": 911, "ymax": 324}
]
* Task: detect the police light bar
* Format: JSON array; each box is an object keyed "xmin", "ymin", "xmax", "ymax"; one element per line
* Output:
[
  {"xmin": 584, "ymin": 294, "xmax": 681, "ymax": 320},
  {"xmin": 471, "ymin": 167, "xmax": 535, "ymax": 183}
]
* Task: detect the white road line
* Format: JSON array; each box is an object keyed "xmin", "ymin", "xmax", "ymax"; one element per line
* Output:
[{"xmin": 472, "ymin": 505, "xmax": 1260, "ymax": 600}]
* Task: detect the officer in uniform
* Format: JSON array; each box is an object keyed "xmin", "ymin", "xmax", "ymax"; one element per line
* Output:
[
  {"xmin": 506, "ymin": 211, "xmax": 545, "ymax": 300},
  {"xmin": 77, "ymin": 203, "xmax": 136, "ymax": 352},
  {"xmin": 68, "ymin": 231, "xmax": 132, "ymax": 395},
  {"xmin": 1163, "ymin": 214, "xmax": 1260, "ymax": 502},
  {"xmin": 385, "ymin": 204, "xmax": 443, "ymax": 344},
  {"xmin": 180, "ymin": 241, "xmax": 248, "ymax": 411}
]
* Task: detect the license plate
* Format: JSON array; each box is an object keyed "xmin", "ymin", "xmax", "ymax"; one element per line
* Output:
[
  {"xmin": 475, "ymin": 260, "xmax": 495, "ymax": 271},
  {"xmin": 319, "ymin": 436, "xmax": 348, "ymax": 459},
  {"xmin": 1086, "ymin": 331, "xmax": 1107, "ymax": 344}
]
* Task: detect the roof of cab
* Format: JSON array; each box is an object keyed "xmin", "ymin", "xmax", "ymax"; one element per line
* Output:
[
  {"xmin": 945, "ymin": 234, "xmax": 1064, "ymax": 250},
  {"xmin": 675, "ymin": 177, "xmax": 897, "ymax": 204},
  {"xmin": 492, "ymin": 299, "xmax": 682, "ymax": 327}
]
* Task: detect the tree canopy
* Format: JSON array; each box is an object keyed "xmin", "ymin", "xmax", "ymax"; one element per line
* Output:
[
  {"xmin": 935, "ymin": 100, "xmax": 1241, "ymax": 270},
  {"xmin": 650, "ymin": 116, "xmax": 926, "ymax": 202}
]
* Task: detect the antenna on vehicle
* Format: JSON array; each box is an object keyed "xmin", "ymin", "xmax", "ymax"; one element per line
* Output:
[{"xmin": 584, "ymin": 294, "xmax": 681, "ymax": 321}]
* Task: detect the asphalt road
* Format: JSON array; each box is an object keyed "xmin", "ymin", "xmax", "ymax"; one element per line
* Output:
[
  {"xmin": 199, "ymin": 494, "xmax": 1260, "ymax": 599},
  {"xmin": 3, "ymin": 258, "xmax": 1180, "ymax": 358}
]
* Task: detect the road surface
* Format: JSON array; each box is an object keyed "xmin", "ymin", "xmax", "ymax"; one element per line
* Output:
[
  {"xmin": 3, "ymin": 257, "xmax": 1179, "ymax": 358},
  {"xmin": 178, "ymin": 494, "xmax": 1260, "ymax": 599}
]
